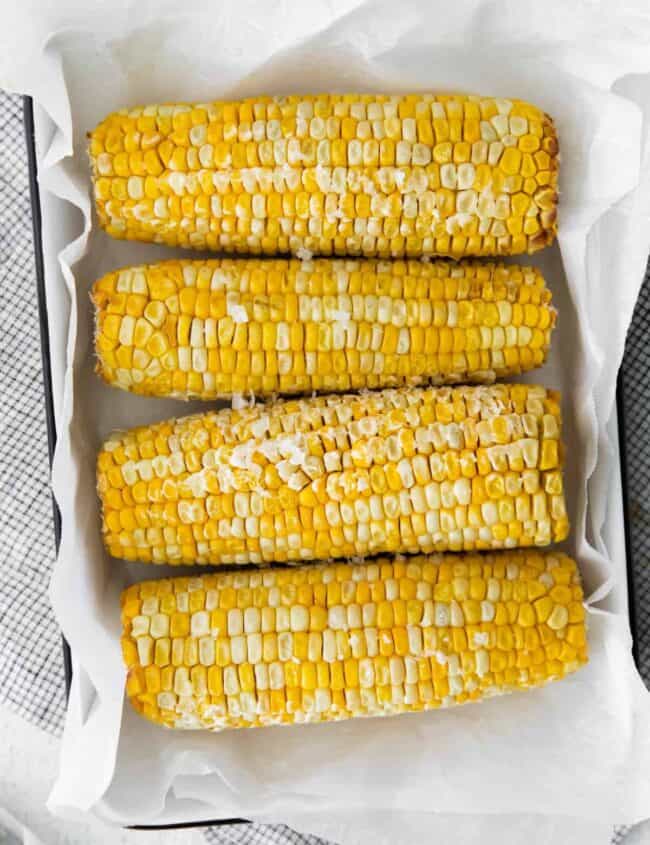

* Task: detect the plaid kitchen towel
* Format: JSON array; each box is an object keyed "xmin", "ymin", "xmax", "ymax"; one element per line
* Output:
[
  {"xmin": 2, "ymin": 88, "xmax": 648, "ymax": 843},
  {"xmin": 204, "ymin": 824, "xmax": 327, "ymax": 845},
  {"xmin": 0, "ymin": 90, "xmax": 64, "ymax": 734}
]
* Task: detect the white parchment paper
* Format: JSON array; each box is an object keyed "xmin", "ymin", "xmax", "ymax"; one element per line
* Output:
[{"xmin": 5, "ymin": 0, "xmax": 650, "ymax": 838}]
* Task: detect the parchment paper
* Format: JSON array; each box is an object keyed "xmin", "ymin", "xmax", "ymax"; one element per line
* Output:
[{"xmin": 4, "ymin": 0, "xmax": 650, "ymax": 839}]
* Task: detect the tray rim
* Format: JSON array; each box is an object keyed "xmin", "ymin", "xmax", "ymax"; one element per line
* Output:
[
  {"xmin": 616, "ymin": 370, "xmax": 640, "ymax": 668},
  {"xmin": 22, "ymin": 93, "xmax": 639, "ymax": 832}
]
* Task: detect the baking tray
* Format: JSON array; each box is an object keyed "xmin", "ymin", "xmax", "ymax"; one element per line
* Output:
[{"xmin": 23, "ymin": 93, "xmax": 641, "ymax": 832}]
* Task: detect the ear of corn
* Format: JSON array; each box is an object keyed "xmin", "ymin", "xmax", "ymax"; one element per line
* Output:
[
  {"xmin": 98, "ymin": 384, "xmax": 568, "ymax": 566},
  {"xmin": 121, "ymin": 551, "xmax": 587, "ymax": 731},
  {"xmin": 89, "ymin": 93, "xmax": 558, "ymax": 259},
  {"xmin": 93, "ymin": 257, "xmax": 555, "ymax": 399}
]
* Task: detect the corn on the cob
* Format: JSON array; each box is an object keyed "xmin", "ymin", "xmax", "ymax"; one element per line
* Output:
[
  {"xmin": 121, "ymin": 551, "xmax": 587, "ymax": 731},
  {"xmin": 98, "ymin": 384, "xmax": 568, "ymax": 565},
  {"xmin": 89, "ymin": 93, "xmax": 558, "ymax": 259},
  {"xmin": 93, "ymin": 257, "xmax": 555, "ymax": 399}
]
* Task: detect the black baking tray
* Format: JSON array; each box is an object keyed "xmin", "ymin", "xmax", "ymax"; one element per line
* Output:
[{"xmin": 23, "ymin": 93, "xmax": 641, "ymax": 832}]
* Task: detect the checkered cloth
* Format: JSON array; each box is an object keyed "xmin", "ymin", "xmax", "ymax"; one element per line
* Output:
[
  {"xmin": 0, "ymin": 90, "xmax": 64, "ymax": 734},
  {"xmin": 621, "ymin": 261, "xmax": 650, "ymax": 666},
  {"xmin": 1, "ymin": 88, "xmax": 646, "ymax": 843},
  {"xmin": 204, "ymin": 824, "xmax": 327, "ymax": 844}
]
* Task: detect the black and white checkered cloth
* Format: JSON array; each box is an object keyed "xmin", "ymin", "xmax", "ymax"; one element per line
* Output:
[
  {"xmin": 2, "ymin": 88, "xmax": 648, "ymax": 843},
  {"xmin": 0, "ymin": 90, "xmax": 65, "ymax": 735},
  {"xmin": 204, "ymin": 824, "xmax": 327, "ymax": 845},
  {"xmin": 621, "ymin": 258, "xmax": 650, "ymax": 668}
]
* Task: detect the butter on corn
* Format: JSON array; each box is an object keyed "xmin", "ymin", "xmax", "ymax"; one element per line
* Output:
[
  {"xmin": 89, "ymin": 93, "xmax": 558, "ymax": 259},
  {"xmin": 121, "ymin": 551, "xmax": 588, "ymax": 731},
  {"xmin": 93, "ymin": 257, "xmax": 555, "ymax": 399},
  {"xmin": 98, "ymin": 384, "xmax": 568, "ymax": 565}
]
